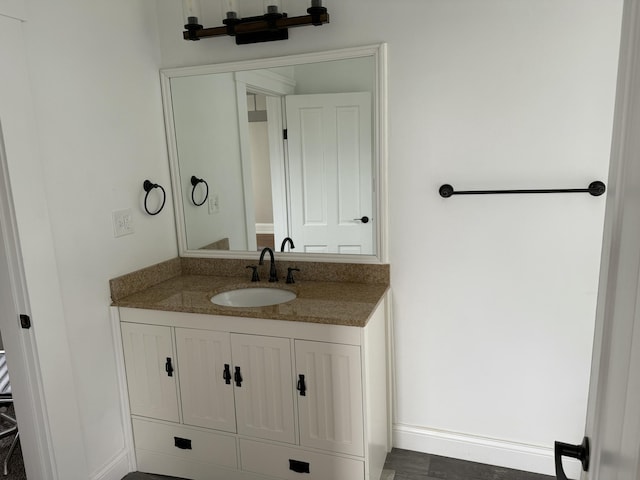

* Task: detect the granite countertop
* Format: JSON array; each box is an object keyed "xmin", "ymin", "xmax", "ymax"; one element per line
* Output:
[
  {"xmin": 110, "ymin": 258, "xmax": 390, "ymax": 327},
  {"xmin": 112, "ymin": 274, "xmax": 388, "ymax": 327}
]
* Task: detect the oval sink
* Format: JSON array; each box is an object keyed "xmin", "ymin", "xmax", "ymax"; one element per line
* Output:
[{"xmin": 211, "ymin": 288, "xmax": 296, "ymax": 308}]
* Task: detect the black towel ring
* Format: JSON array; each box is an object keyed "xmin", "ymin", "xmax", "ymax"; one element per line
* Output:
[
  {"xmin": 143, "ymin": 180, "xmax": 166, "ymax": 216},
  {"xmin": 190, "ymin": 176, "xmax": 209, "ymax": 207}
]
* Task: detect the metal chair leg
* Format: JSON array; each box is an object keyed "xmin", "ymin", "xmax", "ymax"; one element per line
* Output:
[{"xmin": 3, "ymin": 432, "xmax": 19, "ymax": 475}]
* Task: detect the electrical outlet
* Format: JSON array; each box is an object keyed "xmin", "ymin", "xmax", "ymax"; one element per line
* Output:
[
  {"xmin": 208, "ymin": 194, "xmax": 220, "ymax": 214},
  {"xmin": 113, "ymin": 209, "xmax": 134, "ymax": 237}
]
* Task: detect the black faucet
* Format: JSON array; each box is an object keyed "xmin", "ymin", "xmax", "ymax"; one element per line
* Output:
[
  {"xmin": 280, "ymin": 237, "xmax": 295, "ymax": 253},
  {"xmin": 259, "ymin": 247, "xmax": 278, "ymax": 282}
]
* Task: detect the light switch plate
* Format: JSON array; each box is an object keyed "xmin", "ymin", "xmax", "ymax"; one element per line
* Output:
[
  {"xmin": 208, "ymin": 194, "xmax": 220, "ymax": 214},
  {"xmin": 113, "ymin": 209, "xmax": 134, "ymax": 237}
]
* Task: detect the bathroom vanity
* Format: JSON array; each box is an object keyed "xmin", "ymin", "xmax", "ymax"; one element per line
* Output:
[
  {"xmin": 113, "ymin": 42, "xmax": 390, "ymax": 480},
  {"xmin": 111, "ymin": 258, "xmax": 390, "ymax": 480}
]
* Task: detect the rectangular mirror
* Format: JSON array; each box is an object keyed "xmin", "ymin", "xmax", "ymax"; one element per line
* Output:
[{"xmin": 161, "ymin": 44, "xmax": 387, "ymax": 263}]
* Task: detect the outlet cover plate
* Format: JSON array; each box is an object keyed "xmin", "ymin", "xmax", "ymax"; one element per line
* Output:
[{"xmin": 113, "ymin": 209, "xmax": 134, "ymax": 237}]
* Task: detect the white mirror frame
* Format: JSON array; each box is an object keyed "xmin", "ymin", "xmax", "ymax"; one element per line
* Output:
[{"xmin": 161, "ymin": 44, "xmax": 388, "ymax": 264}]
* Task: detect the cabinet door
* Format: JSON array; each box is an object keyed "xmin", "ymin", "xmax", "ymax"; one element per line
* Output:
[
  {"xmin": 175, "ymin": 328, "xmax": 236, "ymax": 432},
  {"xmin": 231, "ymin": 334, "xmax": 295, "ymax": 444},
  {"xmin": 121, "ymin": 323, "xmax": 179, "ymax": 422},
  {"xmin": 295, "ymin": 340, "xmax": 364, "ymax": 456}
]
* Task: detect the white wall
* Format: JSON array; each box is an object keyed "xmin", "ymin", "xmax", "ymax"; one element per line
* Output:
[
  {"xmin": 156, "ymin": 0, "xmax": 623, "ymax": 475},
  {"xmin": 172, "ymin": 73, "xmax": 249, "ymax": 250},
  {"xmin": 15, "ymin": 1, "xmax": 176, "ymax": 478},
  {"xmin": 0, "ymin": 12, "xmax": 87, "ymax": 479}
]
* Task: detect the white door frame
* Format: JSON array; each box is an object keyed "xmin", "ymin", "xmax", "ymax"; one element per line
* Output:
[
  {"xmin": 234, "ymin": 70, "xmax": 295, "ymax": 251},
  {"xmin": 0, "ymin": 124, "xmax": 55, "ymax": 479},
  {"xmin": 583, "ymin": 1, "xmax": 640, "ymax": 479},
  {"xmin": 265, "ymin": 95, "xmax": 289, "ymax": 249}
]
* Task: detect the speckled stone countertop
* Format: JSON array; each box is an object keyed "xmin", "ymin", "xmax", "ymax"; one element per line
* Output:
[{"xmin": 110, "ymin": 258, "xmax": 389, "ymax": 327}]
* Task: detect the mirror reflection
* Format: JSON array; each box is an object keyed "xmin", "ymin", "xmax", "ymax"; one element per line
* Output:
[{"xmin": 164, "ymin": 49, "xmax": 380, "ymax": 257}]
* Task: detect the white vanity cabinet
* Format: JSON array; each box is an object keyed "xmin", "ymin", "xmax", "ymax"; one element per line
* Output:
[
  {"xmin": 231, "ymin": 333, "xmax": 296, "ymax": 444},
  {"xmin": 117, "ymin": 300, "xmax": 388, "ymax": 480},
  {"xmin": 120, "ymin": 323, "xmax": 179, "ymax": 423},
  {"xmin": 175, "ymin": 328, "xmax": 236, "ymax": 433},
  {"xmin": 295, "ymin": 340, "xmax": 364, "ymax": 456}
]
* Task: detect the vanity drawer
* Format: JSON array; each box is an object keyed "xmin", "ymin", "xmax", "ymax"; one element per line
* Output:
[
  {"xmin": 132, "ymin": 417, "xmax": 237, "ymax": 469},
  {"xmin": 240, "ymin": 439, "xmax": 364, "ymax": 480}
]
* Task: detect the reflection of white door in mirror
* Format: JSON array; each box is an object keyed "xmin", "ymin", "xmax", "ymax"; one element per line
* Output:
[
  {"xmin": 247, "ymin": 91, "xmax": 373, "ymax": 255},
  {"xmin": 286, "ymin": 92, "xmax": 373, "ymax": 254}
]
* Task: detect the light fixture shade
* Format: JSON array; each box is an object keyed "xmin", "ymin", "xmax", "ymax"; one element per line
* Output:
[
  {"xmin": 182, "ymin": 0, "xmax": 201, "ymax": 24},
  {"xmin": 223, "ymin": 0, "xmax": 238, "ymax": 20},
  {"xmin": 263, "ymin": 0, "xmax": 282, "ymax": 15}
]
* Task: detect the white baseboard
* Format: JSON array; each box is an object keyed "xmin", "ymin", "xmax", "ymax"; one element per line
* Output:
[
  {"xmin": 392, "ymin": 423, "xmax": 581, "ymax": 478},
  {"xmin": 90, "ymin": 449, "xmax": 132, "ymax": 480}
]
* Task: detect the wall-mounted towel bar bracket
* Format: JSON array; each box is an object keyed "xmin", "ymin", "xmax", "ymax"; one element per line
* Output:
[
  {"xmin": 190, "ymin": 175, "xmax": 209, "ymax": 207},
  {"xmin": 439, "ymin": 181, "xmax": 606, "ymax": 198},
  {"xmin": 143, "ymin": 180, "xmax": 167, "ymax": 215}
]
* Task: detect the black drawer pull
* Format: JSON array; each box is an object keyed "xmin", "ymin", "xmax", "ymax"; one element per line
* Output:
[
  {"xmin": 174, "ymin": 436, "xmax": 192, "ymax": 450},
  {"xmin": 234, "ymin": 366, "xmax": 243, "ymax": 387},
  {"xmin": 165, "ymin": 357, "xmax": 174, "ymax": 377},
  {"xmin": 289, "ymin": 459, "xmax": 310, "ymax": 473},
  {"xmin": 223, "ymin": 364, "xmax": 232, "ymax": 384}
]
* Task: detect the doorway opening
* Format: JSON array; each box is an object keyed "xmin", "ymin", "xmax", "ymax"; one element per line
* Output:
[{"xmin": 0, "ymin": 346, "xmax": 24, "ymax": 478}]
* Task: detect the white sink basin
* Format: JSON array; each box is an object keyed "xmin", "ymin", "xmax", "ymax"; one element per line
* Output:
[{"xmin": 211, "ymin": 287, "xmax": 296, "ymax": 308}]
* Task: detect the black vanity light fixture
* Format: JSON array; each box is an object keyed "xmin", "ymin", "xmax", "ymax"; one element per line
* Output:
[{"xmin": 182, "ymin": 0, "xmax": 329, "ymax": 44}]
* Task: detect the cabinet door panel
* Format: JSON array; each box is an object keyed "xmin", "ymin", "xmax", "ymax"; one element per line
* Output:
[
  {"xmin": 176, "ymin": 328, "xmax": 236, "ymax": 432},
  {"xmin": 121, "ymin": 323, "xmax": 179, "ymax": 422},
  {"xmin": 231, "ymin": 334, "xmax": 295, "ymax": 444},
  {"xmin": 295, "ymin": 340, "xmax": 364, "ymax": 456}
]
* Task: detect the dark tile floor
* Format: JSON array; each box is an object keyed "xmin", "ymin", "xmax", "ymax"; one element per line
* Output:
[
  {"xmin": 121, "ymin": 448, "xmax": 555, "ymax": 480},
  {"xmin": 122, "ymin": 472, "xmax": 177, "ymax": 480},
  {"xmin": 384, "ymin": 448, "xmax": 554, "ymax": 480}
]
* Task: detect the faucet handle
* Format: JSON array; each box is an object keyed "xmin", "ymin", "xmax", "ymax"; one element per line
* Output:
[
  {"xmin": 286, "ymin": 267, "xmax": 300, "ymax": 284},
  {"xmin": 246, "ymin": 265, "xmax": 259, "ymax": 282}
]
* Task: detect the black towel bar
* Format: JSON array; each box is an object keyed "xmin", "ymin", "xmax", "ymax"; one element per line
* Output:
[{"xmin": 439, "ymin": 181, "xmax": 606, "ymax": 198}]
